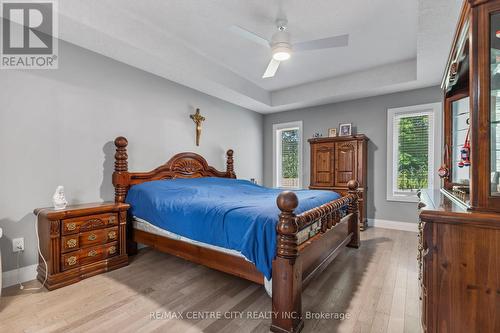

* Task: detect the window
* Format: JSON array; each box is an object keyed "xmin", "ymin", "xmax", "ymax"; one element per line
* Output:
[
  {"xmin": 387, "ymin": 103, "xmax": 442, "ymax": 202},
  {"xmin": 273, "ymin": 121, "xmax": 303, "ymax": 189}
]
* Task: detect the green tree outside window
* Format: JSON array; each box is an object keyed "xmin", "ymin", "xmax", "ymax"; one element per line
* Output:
[
  {"xmin": 397, "ymin": 115, "xmax": 429, "ymax": 191},
  {"xmin": 281, "ymin": 129, "xmax": 299, "ymax": 179}
]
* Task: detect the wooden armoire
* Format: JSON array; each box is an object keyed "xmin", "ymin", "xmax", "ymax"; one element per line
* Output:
[{"xmin": 308, "ymin": 135, "xmax": 368, "ymax": 230}]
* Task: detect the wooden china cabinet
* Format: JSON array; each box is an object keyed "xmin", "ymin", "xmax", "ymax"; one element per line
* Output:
[
  {"xmin": 309, "ymin": 135, "xmax": 368, "ymax": 230},
  {"xmin": 417, "ymin": 1, "xmax": 500, "ymax": 332}
]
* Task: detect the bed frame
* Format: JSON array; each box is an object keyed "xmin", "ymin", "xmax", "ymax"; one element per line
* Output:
[{"xmin": 112, "ymin": 136, "xmax": 360, "ymax": 333}]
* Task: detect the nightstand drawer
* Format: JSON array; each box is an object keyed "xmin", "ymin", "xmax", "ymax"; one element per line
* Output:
[
  {"xmin": 61, "ymin": 252, "xmax": 79, "ymax": 270},
  {"xmin": 61, "ymin": 235, "xmax": 79, "ymax": 253},
  {"xmin": 61, "ymin": 226, "xmax": 118, "ymax": 253},
  {"xmin": 79, "ymin": 226, "xmax": 118, "ymax": 248},
  {"xmin": 61, "ymin": 242, "xmax": 118, "ymax": 271},
  {"xmin": 62, "ymin": 213, "xmax": 117, "ymax": 235}
]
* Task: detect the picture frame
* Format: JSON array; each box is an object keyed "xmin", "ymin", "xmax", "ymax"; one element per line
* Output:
[
  {"xmin": 339, "ymin": 123, "xmax": 352, "ymax": 136},
  {"xmin": 328, "ymin": 128, "xmax": 337, "ymax": 137}
]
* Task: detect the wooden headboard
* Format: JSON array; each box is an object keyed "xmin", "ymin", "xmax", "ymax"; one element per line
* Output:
[{"xmin": 112, "ymin": 136, "xmax": 236, "ymax": 203}]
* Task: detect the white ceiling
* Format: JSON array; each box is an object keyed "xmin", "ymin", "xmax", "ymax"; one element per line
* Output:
[
  {"xmin": 117, "ymin": 0, "xmax": 419, "ymax": 92},
  {"xmin": 50, "ymin": 0, "xmax": 461, "ymax": 113}
]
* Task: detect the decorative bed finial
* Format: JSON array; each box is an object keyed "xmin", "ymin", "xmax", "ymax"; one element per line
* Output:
[
  {"xmin": 190, "ymin": 108, "xmax": 205, "ymax": 146},
  {"xmin": 276, "ymin": 191, "xmax": 299, "ymax": 260},
  {"xmin": 114, "ymin": 137, "xmax": 128, "ymax": 172},
  {"xmin": 347, "ymin": 179, "xmax": 359, "ymax": 192}
]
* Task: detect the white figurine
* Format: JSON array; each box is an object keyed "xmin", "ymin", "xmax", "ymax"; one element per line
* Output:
[{"xmin": 52, "ymin": 186, "xmax": 68, "ymax": 210}]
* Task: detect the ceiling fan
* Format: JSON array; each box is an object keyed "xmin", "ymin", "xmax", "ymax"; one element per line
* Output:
[{"xmin": 230, "ymin": 18, "xmax": 349, "ymax": 78}]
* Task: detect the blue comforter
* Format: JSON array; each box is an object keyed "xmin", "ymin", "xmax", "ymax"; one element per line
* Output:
[{"xmin": 126, "ymin": 177, "xmax": 341, "ymax": 279}]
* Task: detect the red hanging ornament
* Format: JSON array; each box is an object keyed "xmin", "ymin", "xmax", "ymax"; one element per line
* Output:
[
  {"xmin": 458, "ymin": 126, "xmax": 471, "ymax": 168},
  {"xmin": 438, "ymin": 144, "xmax": 450, "ymax": 178}
]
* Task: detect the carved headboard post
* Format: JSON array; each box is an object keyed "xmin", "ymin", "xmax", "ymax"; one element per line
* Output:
[
  {"xmin": 113, "ymin": 136, "xmax": 130, "ymax": 203},
  {"xmin": 226, "ymin": 149, "xmax": 236, "ymax": 178}
]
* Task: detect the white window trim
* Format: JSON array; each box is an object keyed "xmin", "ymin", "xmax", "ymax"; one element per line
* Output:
[
  {"xmin": 386, "ymin": 103, "xmax": 442, "ymax": 202},
  {"xmin": 272, "ymin": 121, "xmax": 303, "ymax": 189}
]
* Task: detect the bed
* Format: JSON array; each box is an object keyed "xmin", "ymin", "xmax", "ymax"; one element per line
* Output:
[{"xmin": 112, "ymin": 136, "xmax": 360, "ymax": 333}]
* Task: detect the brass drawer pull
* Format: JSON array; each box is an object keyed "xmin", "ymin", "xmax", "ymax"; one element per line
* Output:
[
  {"xmin": 87, "ymin": 218, "xmax": 102, "ymax": 224},
  {"xmin": 66, "ymin": 239, "xmax": 77, "ymax": 248},
  {"xmin": 87, "ymin": 250, "xmax": 98, "ymax": 257},
  {"xmin": 88, "ymin": 234, "xmax": 97, "ymax": 241},
  {"xmin": 108, "ymin": 246, "xmax": 117, "ymax": 255},
  {"xmin": 66, "ymin": 222, "xmax": 77, "ymax": 231},
  {"xmin": 66, "ymin": 256, "xmax": 77, "ymax": 266},
  {"xmin": 109, "ymin": 216, "xmax": 116, "ymax": 224},
  {"xmin": 108, "ymin": 231, "xmax": 117, "ymax": 240}
]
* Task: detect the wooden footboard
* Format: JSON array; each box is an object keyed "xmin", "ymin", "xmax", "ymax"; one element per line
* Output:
[
  {"xmin": 271, "ymin": 180, "xmax": 360, "ymax": 333},
  {"xmin": 112, "ymin": 136, "xmax": 360, "ymax": 333}
]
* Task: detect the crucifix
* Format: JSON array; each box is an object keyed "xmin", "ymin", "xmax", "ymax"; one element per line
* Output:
[{"xmin": 190, "ymin": 108, "xmax": 205, "ymax": 146}]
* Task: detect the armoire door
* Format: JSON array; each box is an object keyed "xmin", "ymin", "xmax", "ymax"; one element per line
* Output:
[
  {"xmin": 310, "ymin": 142, "xmax": 335, "ymax": 187},
  {"xmin": 335, "ymin": 141, "xmax": 358, "ymax": 187}
]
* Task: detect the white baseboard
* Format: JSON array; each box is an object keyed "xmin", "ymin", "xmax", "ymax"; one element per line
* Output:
[
  {"xmin": 368, "ymin": 218, "xmax": 418, "ymax": 233},
  {"xmin": 2, "ymin": 263, "xmax": 38, "ymax": 289}
]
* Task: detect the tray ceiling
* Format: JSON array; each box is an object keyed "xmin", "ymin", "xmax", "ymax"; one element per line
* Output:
[{"xmin": 11, "ymin": 0, "xmax": 463, "ymax": 113}]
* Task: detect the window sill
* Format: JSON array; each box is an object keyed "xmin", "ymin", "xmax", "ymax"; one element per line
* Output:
[
  {"xmin": 386, "ymin": 194, "xmax": 419, "ymax": 203},
  {"xmin": 275, "ymin": 187, "xmax": 302, "ymax": 190}
]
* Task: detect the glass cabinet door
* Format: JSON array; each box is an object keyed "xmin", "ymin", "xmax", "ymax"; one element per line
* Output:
[
  {"xmin": 491, "ymin": 12, "xmax": 500, "ymax": 196},
  {"xmin": 451, "ymin": 97, "xmax": 471, "ymax": 186}
]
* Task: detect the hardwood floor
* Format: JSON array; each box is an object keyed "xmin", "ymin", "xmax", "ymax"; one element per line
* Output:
[{"xmin": 0, "ymin": 228, "xmax": 420, "ymax": 333}]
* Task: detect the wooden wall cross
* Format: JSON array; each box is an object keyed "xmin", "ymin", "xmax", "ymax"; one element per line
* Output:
[{"xmin": 190, "ymin": 108, "xmax": 205, "ymax": 146}]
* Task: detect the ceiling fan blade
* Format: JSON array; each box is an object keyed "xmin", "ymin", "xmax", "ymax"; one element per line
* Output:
[
  {"xmin": 293, "ymin": 34, "xmax": 349, "ymax": 51},
  {"xmin": 262, "ymin": 58, "xmax": 280, "ymax": 78},
  {"xmin": 230, "ymin": 25, "xmax": 269, "ymax": 48}
]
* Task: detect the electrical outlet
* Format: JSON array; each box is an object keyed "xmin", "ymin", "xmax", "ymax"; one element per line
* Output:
[{"xmin": 12, "ymin": 237, "xmax": 24, "ymax": 252}]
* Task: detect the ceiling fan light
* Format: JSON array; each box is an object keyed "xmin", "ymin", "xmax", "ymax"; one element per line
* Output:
[
  {"xmin": 272, "ymin": 45, "xmax": 291, "ymax": 61},
  {"xmin": 273, "ymin": 51, "xmax": 290, "ymax": 61}
]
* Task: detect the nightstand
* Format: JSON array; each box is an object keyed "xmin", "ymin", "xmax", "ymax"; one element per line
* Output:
[{"xmin": 34, "ymin": 202, "xmax": 129, "ymax": 290}]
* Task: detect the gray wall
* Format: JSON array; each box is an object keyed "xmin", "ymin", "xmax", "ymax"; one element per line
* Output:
[
  {"xmin": 0, "ymin": 41, "xmax": 263, "ymax": 272},
  {"xmin": 263, "ymin": 86, "xmax": 442, "ymax": 224}
]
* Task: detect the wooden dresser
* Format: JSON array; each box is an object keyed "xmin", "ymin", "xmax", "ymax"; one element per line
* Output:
[
  {"xmin": 418, "ymin": 190, "xmax": 500, "ymax": 333},
  {"xmin": 308, "ymin": 135, "xmax": 368, "ymax": 230},
  {"xmin": 34, "ymin": 202, "xmax": 129, "ymax": 290}
]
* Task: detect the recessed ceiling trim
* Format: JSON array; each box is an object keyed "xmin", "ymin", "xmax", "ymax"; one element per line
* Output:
[{"xmin": 271, "ymin": 59, "xmax": 417, "ymax": 108}]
